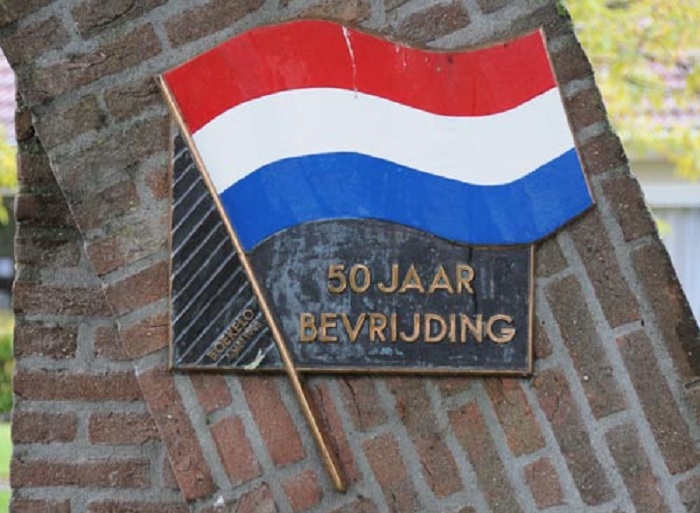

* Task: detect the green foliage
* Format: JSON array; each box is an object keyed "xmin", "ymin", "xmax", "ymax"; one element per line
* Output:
[
  {"xmin": 0, "ymin": 423, "xmax": 9, "ymax": 480},
  {"xmin": 0, "ymin": 129, "xmax": 15, "ymax": 225},
  {"xmin": 565, "ymin": 0, "xmax": 700, "ymax": 179},
  {"xmin": 0, "ymin": 315, "xmax": 12, "ymax": 417}
]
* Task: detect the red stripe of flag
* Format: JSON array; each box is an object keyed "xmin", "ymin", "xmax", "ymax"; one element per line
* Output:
[{"xmin": 164, "ymin": 20, "xmax": 555, "ymax": 134}]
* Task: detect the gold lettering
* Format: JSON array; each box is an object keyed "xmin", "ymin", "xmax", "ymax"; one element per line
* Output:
[
  {"xmin": 369, "ymin": 313, "xmax": 387, "ymax": 342},
  {"xmin": 349, "ymin": 264, "xmax": 371, "ymax": 293},
  {"xmin": 299, "ymin": 313, "xmax": 317, "ymax": 342},
  {"xmin": 341, "ymin": 313, "xmax": 366, "ymax": 342},
  {"xmin": 460, "ymin": 314, "xmax": 483, "ymax": 342},
  {"xmin": 327, "ymin": 264, "xmax": 347, "ymax": 294},
  {"xmin": 428, "ymin": 265, "xmax": 454, "ymax": 294},
  {"xmin": 424, "ymin": 313, "xmax": 447, "ymax": 343},
  {"xmin": 399, "ymin": 265, "xmax": 425, "ymax": 294},
  {"xmin": 389, "ymin": 313, "xmax": 398, "ymax": 342},
  {"xmin": 319, "ymin": 313, "xmax": 338, "ymax": 342},
  {"xmin": 207, "ymin": 308, "xmax": 257, "ymax": 360},
  {"xmin": 486, "ymin": 314, "xmax": 516, "ymax": 344},
  {"xmin": 377, "ymin": 264, "xmax": 399, "ymax": 293},
  {"xmin": 399, "ymin": 313, "xmax": 421, "ymax": 342},
  {"xmin": 448, "ymin": 313, "xmax": 456, "ymax": 342},
  {"xmin": 456, "ymin": 264, "xmax": 475, "ymax": 294}
]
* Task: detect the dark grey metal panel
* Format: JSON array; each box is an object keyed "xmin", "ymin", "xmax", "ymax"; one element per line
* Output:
[{"xmin": 251, "ymin": 220, "xmax": 532, "ymax": 373}]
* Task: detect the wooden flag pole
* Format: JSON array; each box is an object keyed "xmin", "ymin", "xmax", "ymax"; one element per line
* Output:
[{"xmin": 158, "ymin": 77, "xmax": 348, "ymax": 493}]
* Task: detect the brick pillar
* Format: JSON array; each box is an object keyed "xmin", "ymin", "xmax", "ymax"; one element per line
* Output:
[{"xmin": 2, "ymin": 1, "xmax": 699, "ymax": 512}]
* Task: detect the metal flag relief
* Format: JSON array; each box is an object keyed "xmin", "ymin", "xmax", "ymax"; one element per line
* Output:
[{"xmin": 159, "ymin": 20, "xmax": 593, "ymax": 491}]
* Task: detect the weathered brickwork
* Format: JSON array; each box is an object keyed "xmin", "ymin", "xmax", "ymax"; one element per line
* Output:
[{"xmin": 4, "ymin": 1, "xmax": 699, "ymax": 512}]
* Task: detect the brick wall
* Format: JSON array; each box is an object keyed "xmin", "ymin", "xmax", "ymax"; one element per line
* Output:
[{"xmin": 3, "ymin": 1, "xmax": 700, "ymax": 512}]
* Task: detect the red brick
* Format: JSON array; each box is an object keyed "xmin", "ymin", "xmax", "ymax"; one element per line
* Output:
[
  {"xmin": 120, "ymin": 311, "xmax": 169, "ymax": 359},
  {"xmin": 385, "ymin": 0, "xmax": 411, "ymax": 10},
  {"xmin": 533, "ymin": 369, "xmax": 613, "ymax": 505},
  {"xmin": 15, "ymin": 193, "xmax": 74, "ymax": 228},
  {"xmin": 89, "ymin": 412, "xmax": 158, "ymax": 445},
  {"xmin": 165, "ymin": 0, "xmax": 266, "ymax": 47},
  {"xmin": 602, "ymin": 174, "xmax": 656, "ymax": 242},
  {"xmin": 190, "ymin": 373, "xmax": 233, "ymax": 415},
  {"xmin": 678, "ymin": 474, "xmax": 700, "ymax": 512},
  {"xmin": 282, "ymin": 469, "xmax": 323, "ymax": 512},
  {"xmin": 200, "ymin": 484, "xmax": 278, "ymax": 513},
  {"xmin": 533, "ymin": 316, "xmax": 552, "ymax": 359},
  {"xmin": 17, "ymin": 138, "xmax": 54, "ymax": 189},
  {"xmin": 395, "ymin": 1, "xmax": 470, "ymax": 43},
  {"xmin": 13, "ymin": 411, "xmax": 77, "ymax": 443},
  {"xmin": 507, "ymin": 4, "xmax": 573, "ymax": 43},
  {"xmin": 617, "ymin": 330, "xmax": 700, "ymax": 474},
  {"xmin": 11, "ymin": 499, "xmax": 70, "ymax": 513},
  {"xmin": 524, "ymin": 457, "xmax": 564, "ymax": 509},
  {"xmin": 15, "ymin": 236, "xmax": 81, "ymax": 269},
  {"xmin": 564, "ymin": 86, "xmax": 608, "ymax": 133},
  {"xmin": 94, "ymin": 323, "xmax": 128, "ymax": 361},
  {"xmin": 241, "ymin": 376, "xmax": 305, "ymax": 467},
  {"xmin": 59, "ymin": 116, "xmax": 169, "ymax": 200},
  {"xmin": 328, "ymin": 498, "xmax": 379, "ymax": 513},
  {"xmin": 235, "ymin": 484, "xmax": 277, "ymax": 513},
  {"xmin": 483, "ymin": 378, "xmax": 545, "ymax": 456},
  {"xmin": 311, "ymin": 382, "xmax": 359, "ymax": 481},
  {"xmin": 550, "ymin": 38, "xmax": 594, "ymax": 85},
  {"xmin": 14, "ymin": 369, "xmax": 141, "ymax": 402},
  {"xmin": 161, "ymin": 454, "xmax": 180, "ymax": 490},
  {"xmin": 363, "ymin": 433, "xmax": 421, "ymax": 513},
  {"xmin": 0, "ymin": 0, "xmax": 52, "ymax": 26},
  {"xmin": 105, "ymin": 260, "xmax": 168, "ymax": 315},
  {"xmin": 297, "ymin": 0, "xmax": 370, "ymax": 22},
  {"xmin": 105, "ymin": 76, "xmax": 162, "ymax": 122},
  {"xmin": 29, "ymin": 25, "xmax": 161, "ymax": 103},
  {"xmin": 546, "ymin": 275, "xmax": 627, "ymax": 418},
  {"xmin": 15, "ymin": 106, "xmax": 35, "ymax": 143},
  {"xmin": 146, "ymin": 166, "xmax": 170, "ymax": 200},
  {"xmin": 88, "ymin": 502, "xmax": 188, "ymax": 513},
  {"xmin": 631, "ymin": 241, "xmax": 700, "ymax": 378},
  {"xmin": 338, "ymin": 377, "xmax": 386, "ymax": 429},
  {"xmin": 449, "ymin": 402, "xmax": 523, "ymax": 513},
  {"xmin": 475, "ymin": 0, "xmax": 509, "ymax": 13},
  {"xmin": 210, "ymin": 415, "xmax": 261, "ymax": 485},
  {"xmin": 11, "ymin": 458, "xmax": 149, "ymax": 488},
  {"xmin": 570, "ymin": 210, "xmax": 641, "ymax": 328},
  {"xmin": 73, "ymin": 0, "xmax": 167, "ymax": 38},
  {"xmin": 2, "ymin": 16, "xmax": 70, "ymax": 67},
  {"xmin": 535, "ymin": 236, "xmax": 567, "ymax": 278},
  {"xmin": 138, "ymin": 366, "xmax": 216, "ymax": 500},
  {"xmin": 13, "ymin": 282, "xmax": 110, "ymax": 317},
  {"xmin": 387, "ymin": 378, "xmax": 462, "ymax": 498},
  {"xmin": 606, "ymin": 423, "xmax": 668, "ymax": 513},
  {"xmin": 436, "ymin": 376, "xmax": 472, "ymax": 396},
  {"xmin": 71, "ymin": 179, "xmax": 140, "ymax": 232},
  {"xmin": 579, "ymin": 131, "xmax": 628, "ymax": 176},
  {"xmin": 86, "ymin": 216, "xmax": 168, "ymax": 276},
  {"xmin": 13, "ymin": 322, "xmax": 78, "ymax": 359},
  {"xmin": 36, "ymin": 94, "xmax": 106, "ymax": 149}
]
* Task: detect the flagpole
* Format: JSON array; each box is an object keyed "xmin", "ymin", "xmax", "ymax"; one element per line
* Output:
[{"xmin": 158, "ymin": 76, "xmax": 348, "ymax": 493}]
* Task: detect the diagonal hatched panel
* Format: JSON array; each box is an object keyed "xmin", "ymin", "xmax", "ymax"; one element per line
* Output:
[{"xmin": 170, "ymin": 134, "xmax": 281, "ymax": 370}]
